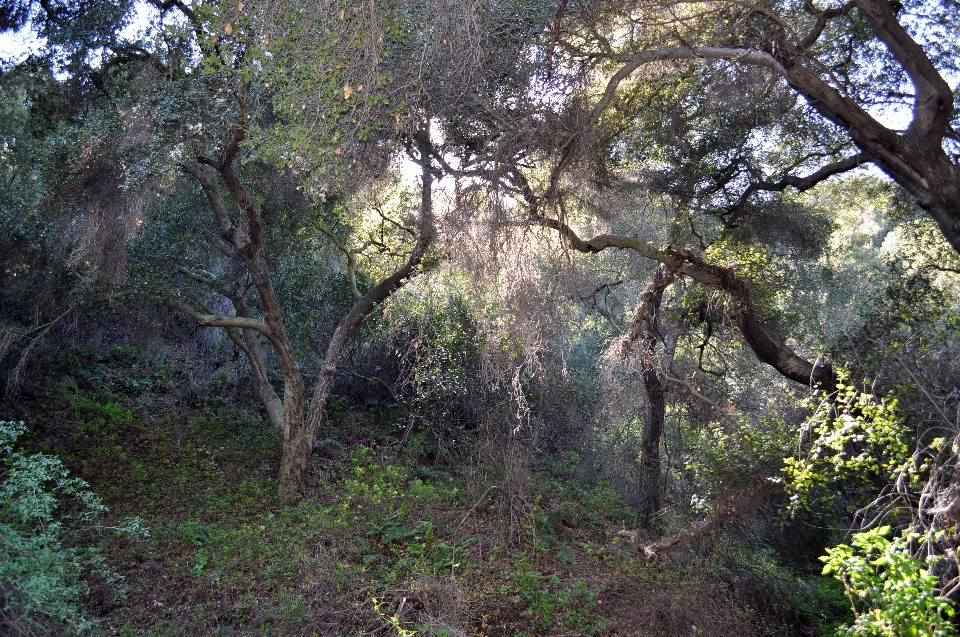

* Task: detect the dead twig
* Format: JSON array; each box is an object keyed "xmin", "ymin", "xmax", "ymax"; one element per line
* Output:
[{"xmin": 451, "ymin": 485, "xmax": 503, "ymax": 536}]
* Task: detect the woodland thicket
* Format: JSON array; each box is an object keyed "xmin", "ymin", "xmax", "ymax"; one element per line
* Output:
[{"xmin": 1, "ymin": 0, "xmax": 959, "ymax": 634}]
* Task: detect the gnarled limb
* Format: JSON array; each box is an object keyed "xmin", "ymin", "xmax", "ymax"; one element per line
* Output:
[
  {"xmin": 597, "ymin": 35, "xmax": 960, "ymax": 252},
  {"xmin": 618, "ymin": 258, "xmax": 684, "ymax": 356},
  {"xmin": 526, "ymin": 211, "xmax": 836, "ymax": 389},
  {"xmin": 800, "ymin": 0, "xmax": 856, "ymax": 47},
  {"xmin": 174, "ymin": 262, "xmax": 285, "ymax": 429},
  {"xmin": 725, "ymin": 152, "xmax": 869, "ymax": 225},
  {"xmin": 166, "ymin": 299, "xmax": 273, "ymax": 337}
]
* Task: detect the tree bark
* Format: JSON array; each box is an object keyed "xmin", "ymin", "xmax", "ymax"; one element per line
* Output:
[
  {"xmin": 236, "ymin": 311, "xmax": 285, "ymax": 429},
  {"xmin": 636, "ymin": 267, "xmax": 669, "ymax": 529},
  {"xmin": 276, "ymin": 125, "xmax": 437, "ymax": 500}
]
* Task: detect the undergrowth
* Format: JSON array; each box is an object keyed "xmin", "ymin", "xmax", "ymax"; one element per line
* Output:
[{"xmin": 0, "ymin": 344, "xmax": 850, "ymax": 636}]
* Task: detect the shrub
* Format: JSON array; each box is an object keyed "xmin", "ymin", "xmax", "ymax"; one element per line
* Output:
[
  {"xmin": 822, "ymin": 526, "xmax": 957, "ymax": 637},
  {"xmin": 784, "ymin": 370, "xmax": 923, "ymax": 516},
  {"xmin": 0, "ymin": 420, "xmax": 141, "ymax": 635}
]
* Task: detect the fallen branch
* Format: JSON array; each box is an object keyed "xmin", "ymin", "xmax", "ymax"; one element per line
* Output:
[
  {"xmin": 451, "ymin": 485, "xmax": 503, "ymax": 535},
  {"xmin": 621, "ymin": 479, "xmax": 783, "ymax": 561}
]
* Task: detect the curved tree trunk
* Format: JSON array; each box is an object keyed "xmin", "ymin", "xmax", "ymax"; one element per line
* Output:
[
  {"xmin": 179, "ymin": 96, "xmax": 437, "ymax": 501},
  {"xmin": 277, "ymin": 125, "xmax": 437, "ymax": 500}
]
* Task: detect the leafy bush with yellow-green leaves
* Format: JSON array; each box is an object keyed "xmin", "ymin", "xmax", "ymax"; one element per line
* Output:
[
  {"xmin": 822, "ymin": 526, "xmax": 956, "ymax": 637},
  {"xmin": 784, "ymin": 369, "xmax": 926, "ymax": 515},
  {"xmin": 783, "ymin": 371, "xmax": 955, "ymax": 635}
]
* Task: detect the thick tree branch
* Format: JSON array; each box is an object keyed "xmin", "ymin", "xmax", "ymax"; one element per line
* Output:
[
  {"xmin": 526, "ymin": 211, "xmax": 835, "ymax": 389},
  {"xmin": 618, "ymin": 259, "xmax": 684, "ymax": 355},
  {"xmin": 754, "ymin": 152, "xmax": 869, "ymax": 193},
  {"xmin": 179, "ymin": 162, "xmax": 246, "ymax": 250},
  {"xmin": 166, "ymin": 298, "xmax": 273, "ymax": 337},
  {"xmin": 852, "ymin": 0, "xmax": 953, "ymax": 145},
  {"xmin": 606, "ymin": 46, "xmax": 912, "ymax": 180}
]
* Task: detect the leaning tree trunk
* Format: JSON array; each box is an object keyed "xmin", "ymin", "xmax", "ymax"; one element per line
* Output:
[
  {"xmin": 277, "ymin": 126, "xmax": 437, "ymax": 500},
  {"xmin": 231, "ymin": 294, "xmax": 285, "ymax": 429},
  {"xmin": 239, "ymin": 322, "xmax": 285, "ymax": 429}
]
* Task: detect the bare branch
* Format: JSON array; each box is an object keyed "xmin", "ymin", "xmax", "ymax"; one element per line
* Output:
[
  {"xmin": 341, "ymin": 365, "xmax": 399, "ymax": 403},
  {"xmin": 2, "ymin": 304, "xmax": 77, "ymax": 395},
  {"xmin": 166, "ymin": 298, "xmax": 273, "ymax": 338},
  {"xmin": 374, "ymin": 204, "xmax": 415, "ymax": 237},
  {"xmin": 726, "ymin": 152, "xmax": 870, "ymax": 224},
  {"xmin": 664, "ymin": 373, "xmax": 725, "ymax": 410}
]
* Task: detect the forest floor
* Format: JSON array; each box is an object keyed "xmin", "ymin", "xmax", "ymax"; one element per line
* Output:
[{"xmin": 1, "ymin": 344, "xmax": 851, "ymax": 636}]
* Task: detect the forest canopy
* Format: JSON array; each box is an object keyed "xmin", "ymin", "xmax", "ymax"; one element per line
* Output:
[{"xmin": 1, "ymin": 0, "xmax": 959, "ymax": 634}]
